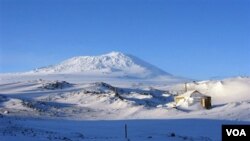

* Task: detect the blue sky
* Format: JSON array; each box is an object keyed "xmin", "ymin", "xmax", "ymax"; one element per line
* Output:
[{"xmin": 0, "ymin": 0, "xmax": 249, "ymax": 80}]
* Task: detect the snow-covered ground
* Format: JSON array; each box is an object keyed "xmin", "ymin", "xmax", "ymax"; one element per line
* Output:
[
  {"xmin": 1, "ymin": 116, "xmax": 249, "ymax": 141},
  {"xmin": 0, "ymin": 76, "xmax": 250, "ymax": 141},
  {"xmin": 0, "ymin": 52, "xmax": 250, "ymax": 141}
]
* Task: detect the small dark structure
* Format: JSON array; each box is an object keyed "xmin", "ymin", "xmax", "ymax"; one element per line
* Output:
[{"xmin": 201, "ymin": 96, "xmax": 212, "ymax": 109}]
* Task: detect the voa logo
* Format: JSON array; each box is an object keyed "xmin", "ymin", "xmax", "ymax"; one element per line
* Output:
[{"xmin": 226, "ymin": 129, "xmax": 246, "ymax": 136}]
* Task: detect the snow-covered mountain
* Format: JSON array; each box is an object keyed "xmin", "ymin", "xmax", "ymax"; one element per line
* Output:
[{"xmin": 31, "ymin": 52, "xmax": 172, "ymax": 78}]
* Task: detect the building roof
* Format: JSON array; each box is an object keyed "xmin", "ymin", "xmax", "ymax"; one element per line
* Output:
[{"xmin": 175, "ymin": 90, "xmax": 210, "ymax": 98}]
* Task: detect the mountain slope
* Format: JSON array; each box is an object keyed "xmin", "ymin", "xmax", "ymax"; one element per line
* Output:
[{"xmin": 30, "ymin": 52, "xmax": 172, "ymax": 78}]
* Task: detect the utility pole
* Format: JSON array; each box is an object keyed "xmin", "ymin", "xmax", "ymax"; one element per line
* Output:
[
  {"xmin": 125, "ymin": 124, "xmax": 128, "ymax": 139},
  {"xmin": 185, "ymin": 83, "xmax": 187, "ymax": 92}
]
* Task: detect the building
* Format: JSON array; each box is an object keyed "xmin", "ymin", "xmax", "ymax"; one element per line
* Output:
[{"xmin": 174, "ymin": 90, "xmax": 212, "ymax": 109}]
